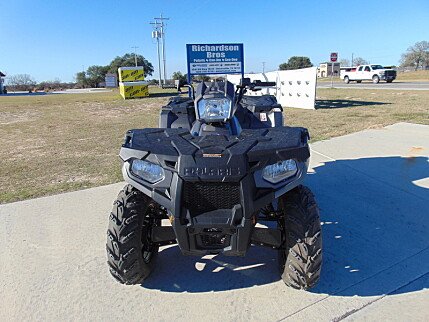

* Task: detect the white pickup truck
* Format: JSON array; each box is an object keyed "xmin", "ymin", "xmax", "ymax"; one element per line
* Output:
[{"xmin": 341, "ymin": 65, "xmax": 397, "ymax": 84}]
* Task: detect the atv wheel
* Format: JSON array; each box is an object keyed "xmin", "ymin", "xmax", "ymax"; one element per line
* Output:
[
  {"xmin": 372, "ymin": 75, "xmax": 380, "ymax": 84},
  {"xmin": 278, "ymin": 185, "xmax": 322, "ymax": 290},
  {"xmin": 106, "ymin": 184, "xmax": 159, "ymax": 284}
]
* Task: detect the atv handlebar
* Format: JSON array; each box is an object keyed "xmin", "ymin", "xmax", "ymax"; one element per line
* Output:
[
  {"xmin": 252, "ymin": 80, "xmax": 277, "ymax": 87},
  {"xmin": 238, "ymin": 78, "xmax": 276, "ymax": 89},
  {"xmin": 234, "ymin": 78, "xmax": 277, "ymax": 106}
]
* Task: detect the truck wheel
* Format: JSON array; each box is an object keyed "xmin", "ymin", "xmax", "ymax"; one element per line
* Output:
[
  {"xmin": 386, "ymin": 79, "xmax": 393, "ymax": 83},
  {"xmin": 344, "ymin": 76, "xmax": 350, "ymax": 84},
  {"xmin": 372, "ymin": 75, "xmax": 380, "ymax": 84},
  {"xmin": 278, "ymin": 185, "xmax": 322, "ymax": 290},
  {"xmin": 106, "ymin": 184, "xmax": 159, "ymax": 285},
  {"xmin": 356, "ymin": 80, "xmax": 362, "ymax": 83}
]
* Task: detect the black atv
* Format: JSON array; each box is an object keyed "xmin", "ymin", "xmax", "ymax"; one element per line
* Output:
[{"xmin": 106, "ymin": 78, "xmax": 322, "ymax": 289}]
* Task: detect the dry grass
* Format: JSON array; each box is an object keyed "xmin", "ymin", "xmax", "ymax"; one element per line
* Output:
[
  {"xmin": 288, "ymin": 89, "xmax": 429, "ymax": 141},
  {"xmin": 396, "ymin": 70, "xmax": 429, "ymax": 81},
  {"xmin": 0, "ymin": 87, "xmax": 428, "ymax": 203}
]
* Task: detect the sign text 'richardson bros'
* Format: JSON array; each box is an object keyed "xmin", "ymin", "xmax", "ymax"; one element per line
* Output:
[{"xmin": 186, "ymin": 43, "xmax": 244, "ymax": 75}]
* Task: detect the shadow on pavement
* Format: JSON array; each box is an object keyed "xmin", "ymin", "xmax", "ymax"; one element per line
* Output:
[
  {"xmin": 316, "ymin": 99, "xmax": 390, "ymax": 109},
  {"xmin": 144, "ymin": 244, "xmax": 279, "ymax": 292},
  {"xmin": 308, "ymin": 156, "xmax": 429, "ymax": 296},
  {"xmin": 144, "ymin": 156, "xmax": 429, "ymax": 294}
]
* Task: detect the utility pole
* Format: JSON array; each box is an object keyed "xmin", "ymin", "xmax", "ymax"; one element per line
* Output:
[
  {"xmin": 131, "ymin": 46, "xmax": 139, "ymax": 66},
  {"xmin": 154, "ymin": 14, "xmax": 169, "ymax": 85},
  {"xmin": 262, "ymin": 62, "xmax": 266, "ymax": 73},
  {"xmin": 351, "ymin": 53, "xmax": 354, "ymax": 67},
  {"xmin": 150, "ymin": 22, "xmax": 162, "ymax": 87}
]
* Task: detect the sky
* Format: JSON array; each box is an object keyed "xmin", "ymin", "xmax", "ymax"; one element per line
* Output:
[{"xmin": 1, "ymin": 0, "xmax": 428, "ymax": 83}]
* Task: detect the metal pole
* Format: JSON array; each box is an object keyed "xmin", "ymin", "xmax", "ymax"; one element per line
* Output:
[
  {"xmin": 262, "ymin": 62, "xmax": 266, "ymax": 73},
  {"xmin": 351, "ymin": 53, "xmax": 354, "ymax": 66},
  {"xmin": 150, "ymin": 22, "xmax": 163, "ymax": 87},
  {"xmin": 131, "ymin": 46, "xmax": 139, "ymax": 67},
  {"xmin": 154, "ymin": 14, "xmax": 169, "ymax": 86},
  {"xmin": 156, "ymin": 36, "xmax": 162, "ymax": 87},
  {"xmin": 161, "ymin": 23, "xmax": 167, "ymax": 85},
  {"xmin": 331, "ymin": 62, "xmax": 334, "ymax": 88}
]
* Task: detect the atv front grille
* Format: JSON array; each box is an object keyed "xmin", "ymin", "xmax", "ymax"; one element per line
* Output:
[
  {"xmin": 385, "ymin": 70, "xmax": 397, "ymax": 77},
  {"xmin": 183, "ymin": 182, "xmax": 241, "ymax": 215}
]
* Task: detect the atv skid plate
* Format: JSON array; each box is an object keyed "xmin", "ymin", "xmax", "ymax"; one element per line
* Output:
[{"xmin": 120, "ymin": 126, "xmax": 310, "ymax": 256}]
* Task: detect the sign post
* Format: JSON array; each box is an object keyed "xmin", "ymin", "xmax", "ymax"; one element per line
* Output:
[
  {"xmin": 186, "ymin": 43, "xmax": 244, "ymax": 96},
  {"xmin": 330, "ymin": 52, "xmax": 338, "ymax": 88}
]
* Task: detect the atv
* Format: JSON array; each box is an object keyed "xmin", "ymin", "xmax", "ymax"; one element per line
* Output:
[{"xmin": 106, "ymin": 78, "xmax": 322, "ymax": 289}]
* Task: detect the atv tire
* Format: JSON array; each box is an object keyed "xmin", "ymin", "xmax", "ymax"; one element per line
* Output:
[
  {"xmin": 278, "ymin": 185, "xmax": 322, "ymax": 290},
  {"xmin": 106, "ymin": 184, "xmax": 159, "ymax": 284}
]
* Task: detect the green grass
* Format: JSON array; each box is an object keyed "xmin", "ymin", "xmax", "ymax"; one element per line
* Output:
[{"xmin": 0, "ymin": 87, "xmax": 428, "ymax": 203}]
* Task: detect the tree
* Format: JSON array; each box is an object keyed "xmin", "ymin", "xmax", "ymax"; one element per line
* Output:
[
  {"xmin": 279, "ymin": 56, "xmax": 313, "ymax": 70},
  {"xmin": 353, "ymin": 57, "xmax": 368, "ymax": 66},
  {"xmin": 400, "ymin": 41, "xmax": 429, "ymax": 70},
  {"xmin": 74, "ymin": 53, "xmax": 154, "ymax": 88},
  {"xmin": 193, "ymin": 75, "xmax": 210, "ymax": 82},
  {"xmin": 339, "ymin": 59, "xmax": 350, "ymax": 67},
  {"xmin": 108, "ymin": 53, "xmax": 154, "ymax": 77},
  {"xmin": 147, "ymin": 79, "xmax": 159, "ymax": 85},
  {"xmin": 75, "ymin": 72, "xmax": 88, "ymax": 88},
  {"xmin": 86, "ymin": 65, "xmax": 109, "ymax": 87},
  {"xmin": 7, "ymin": 74, "xmax": 36, "ymax": 91},
  {"xmin": 172, "ymin": 71, "xmax": 187, "ymax": 83}
]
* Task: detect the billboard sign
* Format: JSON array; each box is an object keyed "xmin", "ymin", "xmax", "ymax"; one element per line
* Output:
[
  {"xmin": 105, "ymin": 74, "xmax": 117, "ymax": 88},
  {"xmin": 186, "ymin": 43, "xmax": 244, "ymax": 76}
]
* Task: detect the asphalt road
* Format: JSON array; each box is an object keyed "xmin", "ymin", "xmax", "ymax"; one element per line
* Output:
[
  {"xmin": 317, "ymin": 81, "xmax": 429, "ymax": 90},
  {"xmin": 1, "ymin": 88, "xmax": 113, "ymax": 96},
  {"xmin": 1, "ymin": 123, "xmax": 428, "ymax": 321}
]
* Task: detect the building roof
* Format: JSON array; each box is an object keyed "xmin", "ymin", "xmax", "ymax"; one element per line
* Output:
[{"xmin": 0, "ymin": 71, "xmax": 5, "ymax": 77}]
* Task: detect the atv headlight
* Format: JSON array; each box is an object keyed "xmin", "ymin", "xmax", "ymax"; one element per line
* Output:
[
  {"xmin": 130, "ymin": 159, "xmax": 165, "ymax": 183},
  {"xmin": 262, "ymin": 160, "xmax": 297, "ymax": 184},
  {"xmin": 197, "ymin": 98, "xmax": 232, "ymax": 121}
]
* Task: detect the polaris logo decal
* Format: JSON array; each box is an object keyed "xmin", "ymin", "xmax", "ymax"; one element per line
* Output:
[
  {"xmin": 202, "ymin": 153, "xmax": 222, "ymax": 158},
  {"xmin": 184, "ymin": 167, "xmax": 241, "ymax": 177}
]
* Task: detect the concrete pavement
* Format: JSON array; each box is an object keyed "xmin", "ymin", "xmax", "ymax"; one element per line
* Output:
[{"xmin": 1, "ymin": 123, "xmax": 428, "ymax": 321}]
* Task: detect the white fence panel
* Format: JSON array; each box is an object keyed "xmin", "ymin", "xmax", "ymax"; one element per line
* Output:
[{"xmin": 227, "ymin": 67, "xmax": 317, "ymax": 110}]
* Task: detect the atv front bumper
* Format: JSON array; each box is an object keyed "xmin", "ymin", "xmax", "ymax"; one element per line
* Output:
[{"xmin": 120, "ymin": 127, "xmax": 310, "ymax": 256}]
